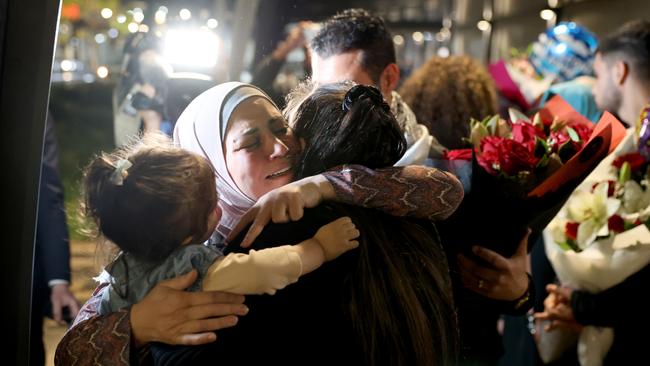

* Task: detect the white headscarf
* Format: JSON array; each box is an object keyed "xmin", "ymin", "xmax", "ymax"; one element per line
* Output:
[{"xmin": 174, "ymin": 82, "xmax": 278, "ymax": 237}]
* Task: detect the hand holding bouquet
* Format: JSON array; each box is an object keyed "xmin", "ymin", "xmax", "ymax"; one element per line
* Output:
[
  {"xmin": 542, "ymin": 129, "xmax": 650, "ymax": 366},
  {"xmin": 439, "ymin": 95, "xmax": 626, "ymax": 257}
]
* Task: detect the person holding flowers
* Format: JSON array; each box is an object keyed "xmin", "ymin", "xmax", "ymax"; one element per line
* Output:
[
  {"xmin": 536, "ymin": 20, "xmax": 650, "ymax": 366},
  {"xmin": 438, "ymin": 87, "xmax": 626, "ymax": 365}
]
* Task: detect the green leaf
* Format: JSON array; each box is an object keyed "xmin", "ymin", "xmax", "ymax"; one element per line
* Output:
[
  {"xmin": 508, "ymin": 108, "xmax": 530, "ymax": 124},
  {"xmin": 534, "ymin": 137, "xmax": 549, "ymax": 158},
  {"xmin": 557, "ymin": 241, "xmax": 573, "ymax": 251},
  {"xmin": 558, "ymin": 141, "xmax": 578, "ymax": 163},
  {"xmin": 565, "ymin": 239, "xmax": 582, "ymax": 252},
  {"xmin": 485, "ymin": 115, "xmax": 499, "ymax": 135},
  {"xmin": 536, "ymin": 154, "xmax": 549, "ymax": 169},
  {"xmin": 469, "ymin": 123, "xmax": 489, "ymax": 149},
  {"xmin": 619, "ymin": 161, "xmax": 632, "ymax": 184},
  {"xmin": 566, "ymin": 126, "xmax": 580, "ymax": 142}
]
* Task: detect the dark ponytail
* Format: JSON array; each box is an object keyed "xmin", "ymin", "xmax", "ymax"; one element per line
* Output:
[{"xmin": 290, "ymin": 82, "xmax": 406, "ymax": 178}]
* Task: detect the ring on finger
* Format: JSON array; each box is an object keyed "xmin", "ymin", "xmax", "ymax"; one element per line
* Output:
[{"xmin": 478, "ymin": 279, "xmax": 485, "ymax": 289}]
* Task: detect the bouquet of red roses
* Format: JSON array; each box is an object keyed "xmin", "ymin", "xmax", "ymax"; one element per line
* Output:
[{"xmin": 438, "ymin": 95, "xmax": 626, "ymax": 257}]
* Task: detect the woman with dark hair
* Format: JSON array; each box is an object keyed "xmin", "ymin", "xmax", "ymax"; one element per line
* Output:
[
  {"xmin": 154, "ymin": 82, "xmax": 459, "ymax": 365},
  {"xmin": 289, "ymin": 82, "xmax": 459, "ymax": 365}
]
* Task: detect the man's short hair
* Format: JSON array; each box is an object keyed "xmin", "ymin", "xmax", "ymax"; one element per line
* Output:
[
  {"xmin": 599, "ymin": 20, "xmax": 650, "ymax": 83},
  {"xmin": 311, "ymin": 8, "xmax": 396, "ymax": 82}
]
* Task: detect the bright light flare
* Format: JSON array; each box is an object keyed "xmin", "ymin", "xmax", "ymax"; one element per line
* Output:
[
  {"xmin": 97, "ymin": 66, "xmax": 109, "ymax": 79},
  {"xmin": 60, "ymin": 59, "xmax": 75, "ymax": 71},
  {"xmin": 133, "ymin": 13, "xmax": 145, "ymax": 23},
  {"xmin": 100, "ymin": 8, "xmax": 113, "ymax": 19},
  {"xmin": 155, "ymin": 10, "xmax": 167, "ymax": 24},
  {"xmin": 437, "ymin": 47, "xmax": 450, "ymax": 57},
  {"xmin": 207, "ymin": 18, "xmax": 218, "ymax": 29},
  {"xmin": 477, "ymin": 20, "xmax": 491, "ymax": 32},
  {"xmin": 540, "ymin": 9, "xmax": 556, "ymax": 20},
  {"xmin": 179, "ymin": 9, "xmax": 192, "ymax": 20},
  {"xmin": 128, "ymin": 22, "xmax": 139, "ymax": 33},
  {"xmin": 163, "ymin": 29, "xmax": 220, "ymax": 68}
]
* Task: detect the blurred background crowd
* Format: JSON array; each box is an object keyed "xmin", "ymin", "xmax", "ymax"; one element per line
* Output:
[{"xmin": 37, "ymin": 0, "xmax": 650, "ymax": 365}]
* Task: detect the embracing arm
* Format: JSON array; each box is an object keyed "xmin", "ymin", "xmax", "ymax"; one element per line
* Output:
[
  {"xmin": 323, "ymin": 164, "xmax": 464, "ymax": 221},
  {"xmin": 55, "ymin": 284, "xmax": 136, "ymax": 365},
  {"xmin": 55, "ymin": 271, "xmax": 248, "ymax": 365},
  {"xmin": 231, "ymin": 164, "xmax": 463, "ymax": 247}
]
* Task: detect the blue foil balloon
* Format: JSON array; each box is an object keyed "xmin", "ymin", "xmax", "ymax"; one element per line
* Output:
[{"xmin": 529, "ymin": 22, "xmax": 599, "ymax": 82}]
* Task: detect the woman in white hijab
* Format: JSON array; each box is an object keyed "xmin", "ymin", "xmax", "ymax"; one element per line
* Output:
[
  {"xmin": 56, "ymin": 82, "xmax": 463, "ymax": 365},
  {"xmin": 174, "ymin": 81, "xmax": 464, "ymax": 241}
]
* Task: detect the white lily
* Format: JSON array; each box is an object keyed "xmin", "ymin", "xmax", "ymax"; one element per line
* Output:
[
  {"xmin": 549, "ymin": 218, "xmax": 568, "ymax": 244},
  {"xmin": 622, "ymin": 180, "xmax": 650, "ymax": 214},
  {"xmin": 566, "ymin": 182, "xmax": 621, "ymax": 249}
]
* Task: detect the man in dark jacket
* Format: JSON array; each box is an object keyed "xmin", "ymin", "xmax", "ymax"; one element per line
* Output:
[{"xmin": 30, "ymin": 114, "xmax": 79, "ymax": 365}]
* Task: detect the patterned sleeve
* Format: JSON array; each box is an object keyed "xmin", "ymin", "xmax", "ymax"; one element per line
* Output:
[
  {"xmin": 322, "ymin": 164, "xmax": 464, "ymax": 221},
  {"xmin": 55, "ymin": 283, "xmax": 148, "ymax": 365}
]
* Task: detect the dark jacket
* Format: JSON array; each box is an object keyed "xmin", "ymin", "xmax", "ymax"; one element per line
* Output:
[
  {"xmin": 152, "ymin": 203, "xmax": 453, "ymax": 365},
  {"xmin": 31, "ymin": 114, "xmax": 71, "ymax": 366},
  {"xmin": 572, "ymin": 262, "xmax": 650, "ymax": 365}
]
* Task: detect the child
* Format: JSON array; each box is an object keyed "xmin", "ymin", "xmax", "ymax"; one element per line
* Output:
[{"xmin": 82, "ymin": 134, "xmax": 360, "ymax": 314}]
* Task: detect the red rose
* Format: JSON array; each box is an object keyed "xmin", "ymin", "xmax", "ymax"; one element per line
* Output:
[
  {"xmin": 549, "ymin": 130, "xmax": 570, "ymax": 152},
  {"xmin": 476, "ymin": 136, "xmax": 502, "ymax": 175},
  {"xmin": 613, "ymin": 152, "xmax": 647, "ymax": 171},
  {"xmin": 565, "ymin": 222, "xmax": 579, "ymax": 241},
  {"xmin": 477, "ymin": 136, "xmax": 540, "ymax": 176},
  {"xmin": 608, "ymin": 215, "xmax": 625, "ymax": 233},
  {"xmin": 512, "ymin": 122, "xmax": 544, "ymax": 151},
  {"xmin": 443, "ymin": 148, "xmax": 473, "ymax": 161},
  {"xmin": 549, "ymin": 123, "xmax": 593, "ymax": 154}
]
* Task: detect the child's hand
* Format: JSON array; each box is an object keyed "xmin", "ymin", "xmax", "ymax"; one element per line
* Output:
[
  {"xmin": 230, "ymin": 175, "xmax": 334, "ymax": 248},
  {"xmin": 314, "ymin": 217, "xmax": 360, "ymax": 261}
]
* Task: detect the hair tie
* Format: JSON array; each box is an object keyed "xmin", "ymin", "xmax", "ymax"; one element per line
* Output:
[
  {"xmin": 342, "ymin": 85, "xmax": 390, "ymax": 113},
  {"xmin": 110, "ymin": 158, "xmax": 133, "ymax": 186}
]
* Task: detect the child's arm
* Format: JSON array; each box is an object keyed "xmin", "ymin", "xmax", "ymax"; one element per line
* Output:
[
  {"xmin": 294, "ymin": 216, "xmax": 360, "ymax": 273},
  {"xmin": 202, "ymin": 217, "xmax": 359, "ymax": 295}
]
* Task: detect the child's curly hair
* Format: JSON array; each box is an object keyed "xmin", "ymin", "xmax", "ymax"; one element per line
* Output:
[{"xmin": 399, "ymin": 55, "xmax": 498, "ymax": 149}]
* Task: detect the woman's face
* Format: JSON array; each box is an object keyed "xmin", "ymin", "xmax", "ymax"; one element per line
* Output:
[{"xmin": 224, "ymin": 97, "xmax": 299, "ymax": 200}]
